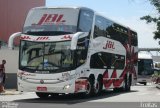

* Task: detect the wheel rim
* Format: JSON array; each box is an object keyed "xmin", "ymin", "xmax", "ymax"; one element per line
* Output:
[
  {"xmin": 86, "ymin": 81, "xmax": 91, "ymax": 94},
  {"xmin": 122, "ymin": 79, "xmax": 125, "ymax": 89},
  {"xmin": 95, "ymin": 81, "xmax": 99, "ymax": 93},
  {"xmin": 122, "ymin": 77, "xmax": 127, "ymax": 90},
  {"xmin": 122, "ymin": 76, "xmax": 130, "ymax": 90}
]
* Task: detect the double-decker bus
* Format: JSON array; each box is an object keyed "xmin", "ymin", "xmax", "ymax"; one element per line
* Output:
[
  {"xmin": 9, "ymin": 7, "xmax": 138, "ymax": 98},
  {"xmin": 138, "ymin": 52, "xmax": 154, "ymax": 85}
]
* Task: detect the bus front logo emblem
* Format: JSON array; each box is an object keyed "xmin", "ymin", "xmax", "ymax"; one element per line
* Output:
[
  {"xmin": 103, "ymin": 40, "xmax": 115, "ymax": 50},
  {"xmin": 40, "ymin": 79, "xmax": 44, "ymax": 84}
]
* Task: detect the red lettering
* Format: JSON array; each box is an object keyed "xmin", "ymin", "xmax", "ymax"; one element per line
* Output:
[
  {"xmin": 103, "ymin": 41, "xmax": 115, "ymax": 49},
  {"xmin": 56, "ymin": 14, "xmax": 65, "ymax": 22},
  {"xmin": 20, "ymin": 36, "xmax": 31, "ymax": 40},
  {"xmin": 45, "ymin": 14, "xmax": 58, "ymax": 23},
  {"xmin": 37, "ymin": 14, "xmax": 66, "ymax": 25},
  {"xmin": 36, "ymin": 37, "xmax": 49, "ymax": 40},
  {"xmin": 111, "ymin": 42, "xmax": 115, "ymax": 49},
  {"xmin": 61, "ymin": 35, "xmax": 72, "ymax": 40},
  {"xmin": 37, "ymin": 14, "xmax": 48, "ymax": 25}
]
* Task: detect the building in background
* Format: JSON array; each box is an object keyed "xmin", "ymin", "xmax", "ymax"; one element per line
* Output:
[
  {"xmin": 0, "ymin": 0, "xmax": 45, "ymax": 89},
  {"xmin": 0, "ymin": 0, "xmax": 45, "ymax": 47}
]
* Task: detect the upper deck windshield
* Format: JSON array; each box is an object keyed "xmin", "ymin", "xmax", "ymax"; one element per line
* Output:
[
  {"xmin": 23, "ymin": 8, "xmax": 79, "ymax": 35},
  {"xmin": 23, "ymin": 8, "xmax": 94, "ymax": 35},
  {"xmin": 20, "ymin": 41, "xmax": 74, "ymax": 73}
]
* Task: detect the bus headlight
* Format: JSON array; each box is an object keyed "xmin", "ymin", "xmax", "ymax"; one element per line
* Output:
[{"xmin": 63, "ymin": 84, "xmax": 71, "ymax": 90}]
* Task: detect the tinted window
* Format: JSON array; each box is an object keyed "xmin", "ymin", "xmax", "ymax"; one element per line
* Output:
[
  {"xmin": 109, "ymin": 24, "xmax": 128, "ymax": 45},
  {"xmin": 90, "ymin": 52, "xmax": 125, "ymax": 69},
  {"xmin": 78, "ymin": 9, "xmax": 94, "ymax": 32},
  {"xmin": 131, "ymin": 32, "xmax": 138, "ymax": 46},
  {"xmin": 93, "ymin": 16, "xmax": 138, "ymax": 47},
  {"xmin": 75, "ymin": 37, "xmax": 89, "ymax": 66},
  {"xmin": 138, "ymin": 59, "xmax": 154, "ymax": 75},
  {"xmin": 94, "ymin": 16, "xmax": 113, "ymax": 38}
]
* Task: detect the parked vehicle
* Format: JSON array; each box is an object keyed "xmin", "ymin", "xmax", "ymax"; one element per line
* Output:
[{"xmin": 138, "ymin": 52, "xmax": 154, "ymax": 85}]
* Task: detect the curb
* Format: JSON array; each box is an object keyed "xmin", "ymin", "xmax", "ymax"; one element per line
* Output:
[
  {"xmin": 156, "ymin": 83, "xmax": 160, "ymax": 89},
  {"xmin": 0, "ymin": 90, "xmax": 21, "ymax": 95}
]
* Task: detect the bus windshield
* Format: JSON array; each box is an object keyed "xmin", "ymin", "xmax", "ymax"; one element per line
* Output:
[
  {"xmin": 20, "ymin": 41, "xmax": 74, "ymax": 73},
  {"xmin": 23, "ymin": 8, "xmax": 94, "ymax": 35},
  {"xmin": 23, "ymin": 8, "xmax": 79, "ymax": 35},
  {"xmin": 138, "ymin": 59, "xmax": 154, "ymax": 75}
]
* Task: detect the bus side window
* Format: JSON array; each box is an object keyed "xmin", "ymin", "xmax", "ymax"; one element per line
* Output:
[
  {"xmin": 90, "ymin": 52, "xmax": 112, "ymax": 69},
  {"xmin": 111, "ymin": 54, "xmax": 125, "ymax": 69},
  {"xmin": 90, "ymin": 52, "xmax": 125, "ymax": 69},
  {"xmin": 78, "ymin": 9, "xmax": 94, "ymax": 32},
  {"xmin": 76, "ymin": 37, "xmax": 89, "ymax": 66},
  {"xmin": 94, "ymin": 16, "xmax": 107, "ymax": 38},
  {"xmin": 90, "ymin": 53, "xmax": 104, "ymax": 69}
]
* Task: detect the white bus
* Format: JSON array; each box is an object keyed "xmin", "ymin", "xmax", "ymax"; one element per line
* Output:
[
  {"xmin": 9, "ymin": 7, "xmax": 138, "ymax": 98},
  {"xmin": 138, "ymin": 52, "xmax": 154, "ymax": 85}
]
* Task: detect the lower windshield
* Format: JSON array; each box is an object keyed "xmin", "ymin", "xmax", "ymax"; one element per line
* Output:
[
  {"xmin": 138, "ymin": 59, "xmax": 154, "ymax": 75},
  {"xmin": 20, "ymin": 41, "xmax": 74, "ymax": 73}
]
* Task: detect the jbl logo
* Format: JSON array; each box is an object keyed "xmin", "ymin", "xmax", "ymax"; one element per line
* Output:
[
  {"xmin": 36, "ymin": 37, "xmax": 49, "ymax": 40},
  {"xmin": 61, "ymin": 35, "xmax": 72, "ymax": 40},
  {"xmin": 20, "ymin": 36, "xmax": 31, "ymax": 40},
  {"xmin": 103, "ymin": 40, "xmax": 115, "ymax": 49},
  {"xmin": 37, "ymin": 14, "xmax": 66, "ymax": 25}
]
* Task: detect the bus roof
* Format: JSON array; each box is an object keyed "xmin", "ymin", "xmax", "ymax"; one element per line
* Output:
[
  {"xmin": 30, "ymin": 6, "xmax": 94, "ymax": 12},
  {"xmin": 30, "ymin": 6, "xmax": 137, "ymax": 33}
]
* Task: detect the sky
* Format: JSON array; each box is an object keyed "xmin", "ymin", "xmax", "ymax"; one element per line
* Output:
[{"xmin": 46, "ymin": 0, "xmax": 159, "ymax": 48}]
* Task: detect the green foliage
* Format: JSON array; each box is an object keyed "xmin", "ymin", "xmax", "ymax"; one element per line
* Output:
[
  {"xmin": 140, "ymin": 0, "xmax": 160, "ymax": 39},
  {"xmin": 152, "ymin": 70, "xmax": 160, "ymax": 77}
]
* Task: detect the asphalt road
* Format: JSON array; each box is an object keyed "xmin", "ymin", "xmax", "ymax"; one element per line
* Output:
[{"xmin": 0, "ymin": 83, "xmax": 160, "ymax": 108}]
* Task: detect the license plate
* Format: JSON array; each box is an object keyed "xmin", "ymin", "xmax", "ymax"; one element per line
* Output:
[{"xmin": 37, "ymin": 87, "xmax": 47, "ymax": 91}]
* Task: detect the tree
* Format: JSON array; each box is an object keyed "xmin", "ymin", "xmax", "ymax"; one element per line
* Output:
[{"xmin": 140, "ymin": 0, "xmax": 160, "ymax": 39}]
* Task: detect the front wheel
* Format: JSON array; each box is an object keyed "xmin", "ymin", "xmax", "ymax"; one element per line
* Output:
[
  {"xmin": 94, "ymin": 77, "xmax": 103, "ymax": 94},
  {"xmin": 85, "ymin": 78, "xmax": 95, "ymax": 96},
  {"xmin": 122, "ymin": 75, "xmax": 131, "ymax": 92}
]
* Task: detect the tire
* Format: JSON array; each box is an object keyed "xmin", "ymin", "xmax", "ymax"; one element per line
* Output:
[
  {"xmin": 113, "ymin": 88, "xmax": 121, "ymax": 92},
  {"xmin": 122, "ymin": 75, "xmax": 131, "ymax": 92},
  {"xmin": 144, "ymin": 82, "xmax": 147, "ymax": 86},
  {"xmin": 94, "ymin": 77, "xmax": 103, "ymax": 94},
  {"xmin": 85, "ymin": 78, "xmax": 95, "ymax": 96},
  {"xmin": 36, "ymin": 92, "xmax": 49, "ymax": 98},
  {"xmin": 50, "ymin": 93, "xmax": 59, "ymax": 98}
]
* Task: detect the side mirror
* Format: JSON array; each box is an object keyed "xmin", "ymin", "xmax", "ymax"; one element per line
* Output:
[
  {"xmin": 70, "ymin": 32, "xmax": 85, "ymax": 50},
  {"xmin": 8, "ymin": 32, "xmax": 21, "ymax": 50}
]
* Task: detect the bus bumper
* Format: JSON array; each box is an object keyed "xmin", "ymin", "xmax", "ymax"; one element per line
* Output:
[{"xmin": 18, "ymin": 78, "xmax": 87, "ymax": 94}]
